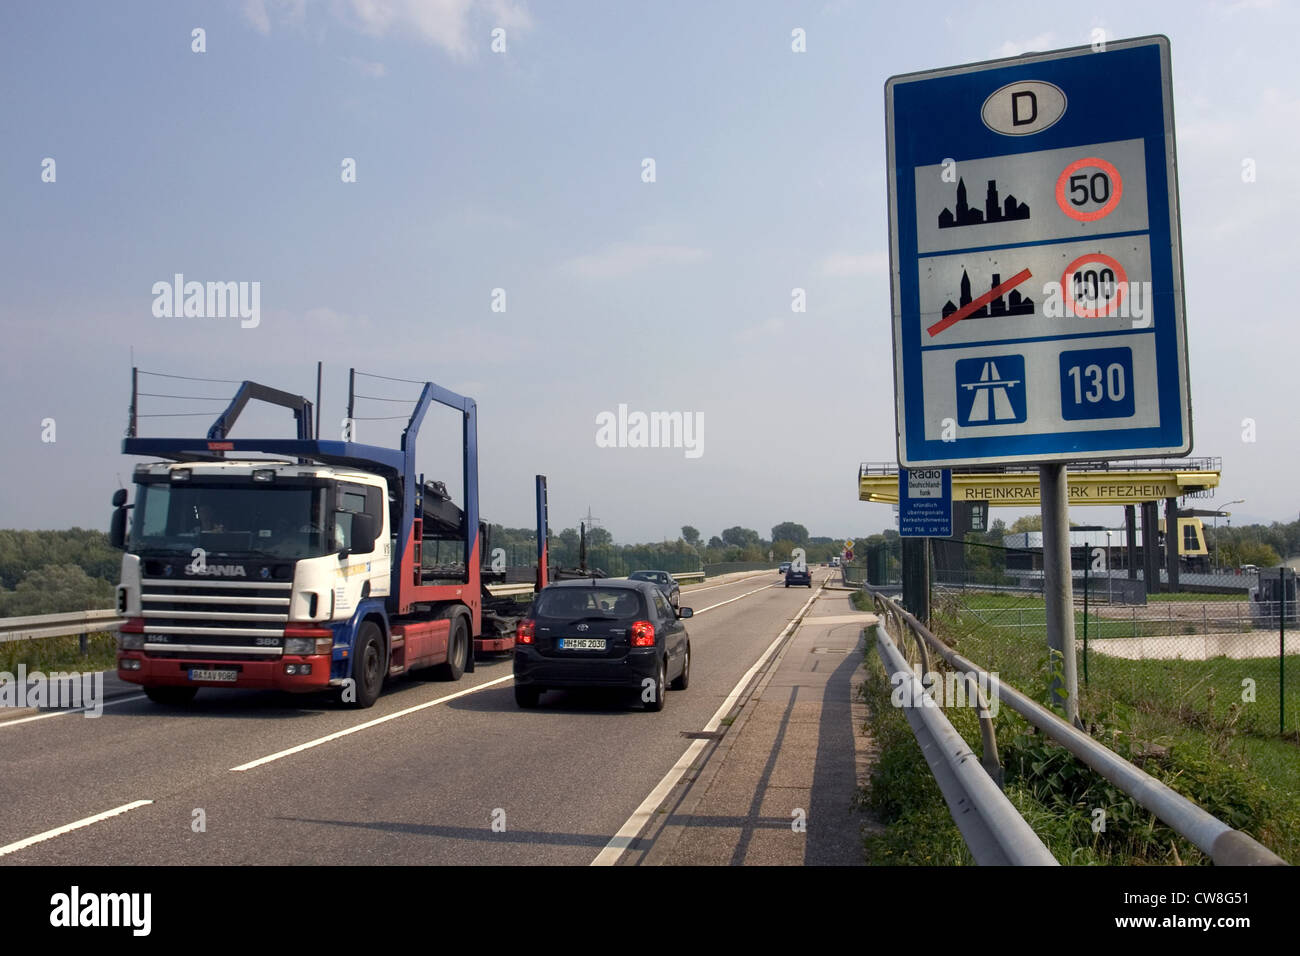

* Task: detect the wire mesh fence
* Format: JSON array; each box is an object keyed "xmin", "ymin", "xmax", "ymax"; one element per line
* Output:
[
  {"xmin": 849, "ymin": 528, "xmax": 1296, "ymax": 738},
  {"xmin": 574, "ymin": 547, "xmax": 703, "ymax": 577},
  {"xmin": 927, "ymin": 578, "xmax": 1297, "ymax": 740}
]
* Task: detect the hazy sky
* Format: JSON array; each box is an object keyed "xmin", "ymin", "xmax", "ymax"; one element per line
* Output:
[{"xmin": 1, "ymin": 0, "xmax": 1295, "ymax": 543}]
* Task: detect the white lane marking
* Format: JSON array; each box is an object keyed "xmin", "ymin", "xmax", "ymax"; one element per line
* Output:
[
  {"xmin": 230, "ymin": 675, "xmax": 515, "ymax": 772},
  {"xmin": 0, "ymin": 693, "xmax": 146, "ymax": 728},
  {"xmin": 692, "ymin": 582, "xmax": 776, "ymax": 614},
  {"xmin": 0, "ymin": 800, "xmax": 153, "ymax": 859},
  {"xmin": 590, "ymin": 580, "xmax": 826, "ymax": 865},
  {"xmin": 681, "ymin": 573, "xmax": 779, "ymax": 595}
]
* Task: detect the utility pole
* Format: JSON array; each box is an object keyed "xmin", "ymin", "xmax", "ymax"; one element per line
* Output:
[{"xmin": 1217, "ymin": 499, "xmax": 1245, "ymax": 572}]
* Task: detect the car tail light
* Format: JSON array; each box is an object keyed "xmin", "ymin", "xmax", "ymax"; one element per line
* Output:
[
  {"xmin": 630, "ymin": 621, "xmax": 655, "ymax": 647},
  {"xmin": 517, "ymin": 618, "xmax": 535, "ymax": 645}
]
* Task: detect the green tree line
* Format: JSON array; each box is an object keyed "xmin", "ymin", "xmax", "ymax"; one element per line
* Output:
[
  {"xmin": 0, "ymin": 529, "xmax": 120, "ymax": 616},
  {"xmin": 7, "ymin": 512, "xmax": 1296, "ymax": 617},
  {"xmin": 1203, "ymin": 523, "xmax": 1290, "ymax": 569},
  {"xmin": 488, "ymin": 521, "xmax": 891, "ymax": 573}
]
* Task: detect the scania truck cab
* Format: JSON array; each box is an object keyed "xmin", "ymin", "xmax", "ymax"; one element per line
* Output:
[
  {"xmin": 112, "ymin": 370, "xmax": 548, "ymax": 708},
  {"xmin": 116, "ymin": 459, "xmax": 393, "ymax": 705}
]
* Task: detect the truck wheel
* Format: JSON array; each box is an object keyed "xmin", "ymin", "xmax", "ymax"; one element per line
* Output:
[
  {"xmin": 434, "ymin": 616, "xmax": 469, "ymax": 681},
  {"xmin": 144, "ymin": 686, "xmax": 198, "ymax": 706},
  {"xmin": 348, "ymin": 622, "xmax": 385, "ymax": 708}
]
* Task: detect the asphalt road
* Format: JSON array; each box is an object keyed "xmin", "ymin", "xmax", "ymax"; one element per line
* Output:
[{"xmin": 0, "ymin": 569, "xmax": 833, "ymax": 865}]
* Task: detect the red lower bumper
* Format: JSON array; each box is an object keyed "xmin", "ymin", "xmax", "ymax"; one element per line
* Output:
[
  {"xmin": 475, "ymin": 636, "xmax": 515, "ymax": 653},
  {"xmin": 118, "ymin": 652, "xmax": 332, "ymax": 693}
]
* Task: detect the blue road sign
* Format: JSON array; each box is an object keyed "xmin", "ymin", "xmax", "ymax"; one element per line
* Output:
[
  {"xmin": 955, "ymin": 354, "xmax": 1027, "ymax": 426},
  {"xmin": 899, "ymin": 468, "xmax": 952, "ymax": 538},
  {"xmin": 886, "ymin": 36, "xmax": 1191, "ymax": 467}
]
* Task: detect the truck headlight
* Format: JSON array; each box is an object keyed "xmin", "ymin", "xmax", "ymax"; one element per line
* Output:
[
  {"xmin": 119, "ymin": 634, "xmax": 144, "ymax": 650},
  {"xmin": 284, "ymin": 637, "xmax": 315, "ymax": 655}
]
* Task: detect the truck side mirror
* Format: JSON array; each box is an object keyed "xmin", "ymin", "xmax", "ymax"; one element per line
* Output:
[
  {"xmin": 112, "ymin": 488, "xmax": 128, "ymax": 508},
  {"xmin": 350, "ymin": 513, "xmax": 377, "ymax": 554},
  {"xmin": 110, "ymin": 507, "xmax": 128, "ymax": 550}
]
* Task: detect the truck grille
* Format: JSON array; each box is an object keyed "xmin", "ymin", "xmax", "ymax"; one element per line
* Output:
[{"xmin": 140, "ymin": 578, "xmax": 292, "ymax": 655}]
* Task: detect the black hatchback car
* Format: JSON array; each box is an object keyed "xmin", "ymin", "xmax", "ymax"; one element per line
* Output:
[
  {"xmin": 628, "ymin": 569, "xmax": 681, "ymax": 608},
  {"xmin": 513, "ymin": 579, "xmax": 692, "ymax": 711},
  {"xmin": 784, "ymin": 566, "xmax": 813, "ymax": 587}
]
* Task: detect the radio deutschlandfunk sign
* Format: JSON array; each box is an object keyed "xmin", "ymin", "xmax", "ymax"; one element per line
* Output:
[{"xmin": 899, "ymin": 468, "xmax": 953, "ymax": 537}]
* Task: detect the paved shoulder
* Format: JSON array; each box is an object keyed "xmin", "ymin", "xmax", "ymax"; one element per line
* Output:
[{"xmin": 640, "ymin": 588, "xmax": 878, "ymax": 865}]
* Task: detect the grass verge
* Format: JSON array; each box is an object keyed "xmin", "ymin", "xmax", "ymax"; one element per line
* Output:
[
  {"xmin": 1, "ymin": 631, "xmax": 117, "ymax": 675},
  {"xmin": 852, "ymin": 589, "xmax": 1299, "ymax": 864}
]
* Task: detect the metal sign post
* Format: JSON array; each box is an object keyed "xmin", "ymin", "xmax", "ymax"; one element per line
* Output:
[
  {"xmin": 1039, "ymin": 465, "xmax": 1079, "ymax": 720},
  {"xmin": 1281, "ymin": 566, "xmax": 1287, "ymax": 737}
]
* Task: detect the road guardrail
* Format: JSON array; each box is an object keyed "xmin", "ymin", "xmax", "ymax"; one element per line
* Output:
[
  {"xmin": 2, "ymin": 584, "xmax": 541, "ymax": 644},
  {"xmin": 863, "ymin": 586, "xmax": 1287, "ymax": 866},
  {"xmin": 875, "ymin": 621, "xmax": 1057, "ymax": 865},
  {"xmin": 0, "ymin": 609, "xmax": 126, "ymax": 654}
]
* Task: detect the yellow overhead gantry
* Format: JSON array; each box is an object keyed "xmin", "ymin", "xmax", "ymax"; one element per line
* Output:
[{"xmin": 858, "ymin": 460, "xmax": 1221, "ymax": 507}]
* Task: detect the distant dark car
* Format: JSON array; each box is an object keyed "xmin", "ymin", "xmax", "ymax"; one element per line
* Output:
[
  {"xmin": 513, "ymin": 579, "xmax": 692, "ymax": 711},
  {"xmin": 628, "ymin": 569, "xmax": 680, "ymax": 608},
  {"xmin": 785, "ymin": 566, "xmax": 812, "ymax": 588},
  {"xmin": 778, "ymin": 561, "xmax": 791, "ymax": 575}
]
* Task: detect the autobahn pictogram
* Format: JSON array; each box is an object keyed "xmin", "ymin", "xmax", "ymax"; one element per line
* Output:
[{"xmin": 955, "ymin": 355, "xmax": 1027, "ymax": 426}]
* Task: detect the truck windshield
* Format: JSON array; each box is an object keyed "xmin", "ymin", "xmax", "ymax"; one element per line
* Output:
[{"xmin": 129, "ymin": 481, "xmax": 333, "ymax": 560}]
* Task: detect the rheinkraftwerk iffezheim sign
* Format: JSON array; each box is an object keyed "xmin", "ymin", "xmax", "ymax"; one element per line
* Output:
[{"xmin": 885, "ymin": 35, "xmax": 1191, "ymax": 467}]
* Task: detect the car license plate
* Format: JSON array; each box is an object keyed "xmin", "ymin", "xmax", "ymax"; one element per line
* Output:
[
  {"xmin": 189, "ymin": 669, "xmax": 238, "ymax": 682},
  {"xmin": 557, "ymin": 638, "xmax": 606, "ymax": 650}
]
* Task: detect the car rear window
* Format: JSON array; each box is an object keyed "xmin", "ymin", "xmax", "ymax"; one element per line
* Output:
[{"xmin": 535, "ymin": 588, "xmax": 646, "ymax": 621}]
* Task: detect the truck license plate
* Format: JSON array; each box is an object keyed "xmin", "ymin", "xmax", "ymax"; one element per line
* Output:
[
  {"xmin": 557, "ymin": 638, "xmax": 605, "ymax": 650},
  {"xmin": 189, "ymin": 669, "xmax": 238, "ymax": 682}
]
